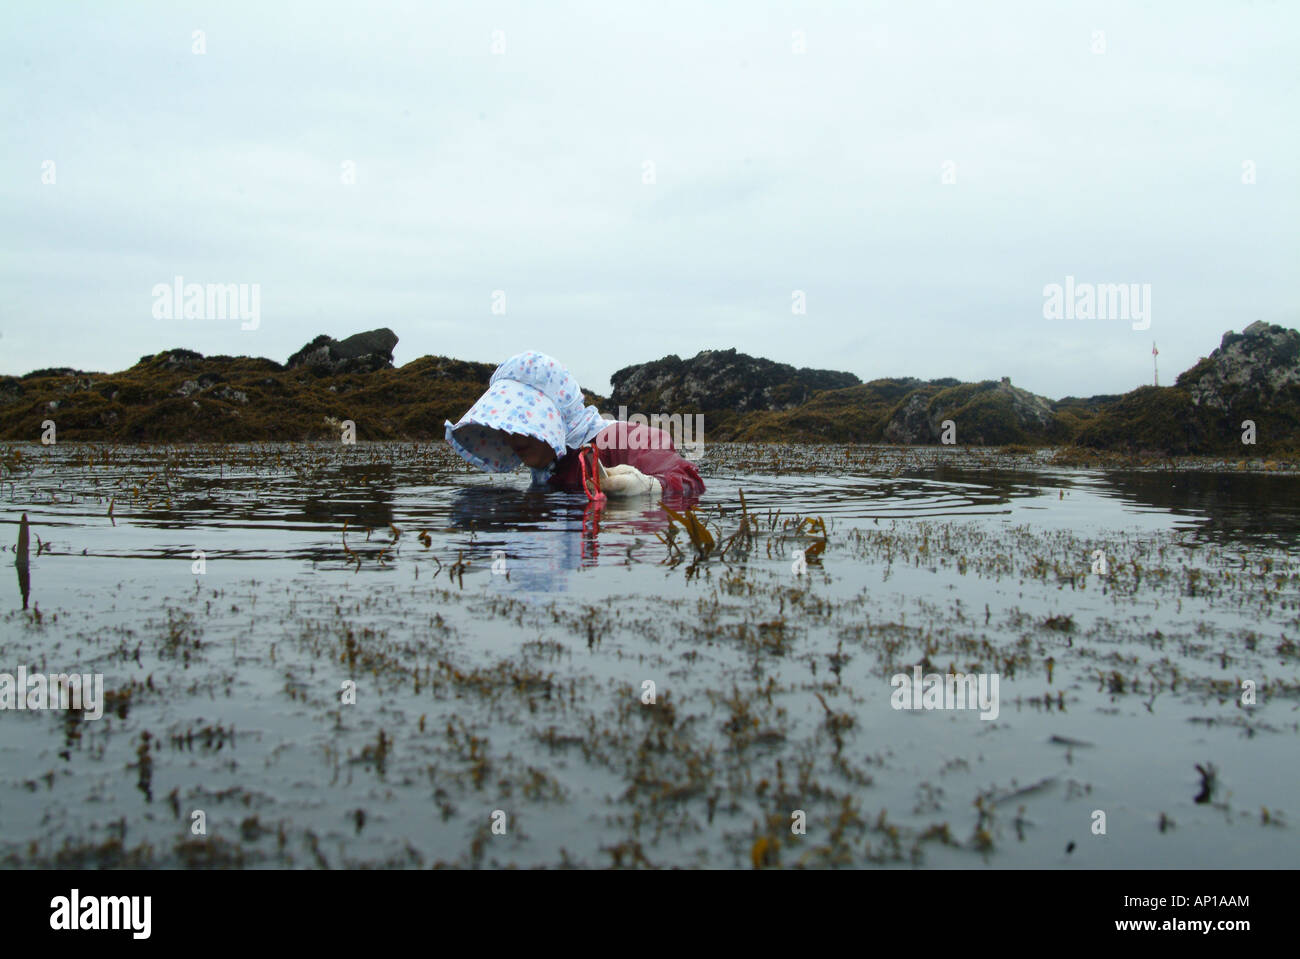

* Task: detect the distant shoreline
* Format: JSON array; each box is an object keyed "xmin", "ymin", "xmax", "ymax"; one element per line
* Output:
[
  {"xmin": 3, "ymin": 322, "xmax": 1298, "ymax": 455},
  {"xmin": 5, "ymin": 440, "xmax": 1299, "ymax": 478}
]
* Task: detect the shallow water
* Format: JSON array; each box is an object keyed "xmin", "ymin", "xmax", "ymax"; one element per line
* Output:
[{"xmin": 1, "ymin": 442, "xmax": 1297, "ymax": 868}]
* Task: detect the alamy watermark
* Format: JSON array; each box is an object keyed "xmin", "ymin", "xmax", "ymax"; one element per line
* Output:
[
  {"xmin": 0, "ymin": 668, "xmax": 105, "ymax": 720},
  {"xmin": 151, "ymin": 276, "xmax": 260, "ymax": 330},
  {"xmin": 1043, "ymin": 275, "xmax": 1150, "ymax": 331},
  {"xmin": 50, "ymin": 889, "xmax": 150, "ymax": 939},
  {"xmin": 597, "ymin": 406, "xmax": 705, "ymax": 458},
  {"xmin": 890, "ymin": 666, "xmax": 999, "ymax": 720}
]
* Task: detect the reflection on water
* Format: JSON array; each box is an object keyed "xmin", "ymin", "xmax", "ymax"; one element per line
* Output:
[
  {"xmin": 702, "ymin": 472, "xmax": 1022, "ymax": 520},
  {"xmin": 7, "ymin": 446, "xmax": 1300, "ymax": 607},
  {"xmin": 447, "ymin": 486, "xmax": 599, "ymax": 592},
  {"xmin": 1098, "ymin": 470, "xmax": 1300, "ymax": 549},
  {"xmin": 2, "ymin": 443, "xmax": 1299, "ymax": 870}
]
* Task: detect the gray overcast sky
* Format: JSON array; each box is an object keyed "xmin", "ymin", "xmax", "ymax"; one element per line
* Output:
[{"xmin": 2, "ymin": 0, "xmax": 1296, "ymax": 399}]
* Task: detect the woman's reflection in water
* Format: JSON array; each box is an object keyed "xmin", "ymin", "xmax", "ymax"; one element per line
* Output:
[{"xmin": 446, "ymin": 485, "xmax": 701, "ymax": 597}]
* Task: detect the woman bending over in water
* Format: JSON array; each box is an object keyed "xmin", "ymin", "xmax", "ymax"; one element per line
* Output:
[{"xmin": 444, "ymin": 351, "xmax": 705, "ymax": 498}]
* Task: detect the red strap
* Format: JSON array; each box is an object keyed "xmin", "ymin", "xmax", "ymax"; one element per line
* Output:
[{"xmin": 578, "ymin": 444, "xmax": 606, "ymax": 503}]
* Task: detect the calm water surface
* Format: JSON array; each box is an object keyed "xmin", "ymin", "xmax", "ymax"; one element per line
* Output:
[{"xmin": 1, "ymin": 442, "xmax": 1297, "ymax": 868}]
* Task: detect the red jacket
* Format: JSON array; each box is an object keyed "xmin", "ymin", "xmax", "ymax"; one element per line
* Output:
[{"xmin": 546, "ymin": 421, "xmax": 705, "ymax": 496}]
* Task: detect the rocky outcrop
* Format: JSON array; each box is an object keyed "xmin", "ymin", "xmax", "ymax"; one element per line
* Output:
[
  {"xmin": 881, "ymin": 390, "xmax": 937, "ymax": 444},
  {"xmin": 19, "ymin": 367, "xmax": 84, "ymax": 380},
  {"xmin": 173, "ymin": 375, "xmax": 249, "ymax": 405},
  {"xmin": 148, "ymin": 349, "xmax": 205, "ymax": 373},
  {"xmin": 992, "ymin": 380, "xmax": 1057, "ymax": 431},
  {"xmin": 1180, "ymin": 321, "xmax": 1300, "ymax": 413},
  {"xmin": 1069, "ymin": 322, "xmax": 1300, "ymax": 454},
  {"xmin": 287, "ymin": 328, "xmax": 398, "ymax": 374},
  {"xmin": 610, "ymin": 348, "xmax": 859, "ymax": 413},
  {"xmin": 5, "ymin": 325, "xmax": 1298, "ymax": 452},
  {"xmin": 880, "ymin": 378, "xmax": 1060, "ymax": 445},
  {"xmin": 1, "ymin": 340, "xmax": 485, "ymax": 443},
  {"xmin": 400, "ymin": 354, "xmax": 495, "ymax": 383}
]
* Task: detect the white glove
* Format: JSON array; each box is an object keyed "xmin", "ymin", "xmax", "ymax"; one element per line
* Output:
[{"xmin": 598, "ymin": 462, "xmax": 661, "ymax": 497}]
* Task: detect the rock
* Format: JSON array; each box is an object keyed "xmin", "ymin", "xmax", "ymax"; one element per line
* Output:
[
  {"xmin": 286, "ymin": 335, "xmax": 332, "ymax": 369},
  {"xmin": 1180, "ymin": 321, "xmax": 1300, "ymax": 413},
  {"xmin": 610, "ymin": 348, "xmax": 859, "ymax": 413},
  {"xmin": 287, "ymin": 329, "xmax": 398, "ymax": 374},
  {"xmin": 209, "ymin": 385, "xmax": 248, "ymax": 405},
  {"xmin": 882, "ymin": 390, "xmax": 937, "ymax": 443},
  {"xmin": 145, "ymin": 349, "xmax": 204, "ymax": 373},
  {"xmin": 404, "ymin": 355, "xmax": 495, "ymax": 383},
  {"xmin": 175, "ymin": 373, "xmax": 224, "ymax": 398},
  {"xmin": 335, "ymin": 329, "xmax": 398, "ymax": 361},
  {"xmin": 20, "ymin": 367, "xmax": 81, "ymax": 380},
  {"xmin": 997, "ymin": 379, "xmax": 1057, "ymax": 431},
  {"xmin": 881, "ymin": 379, "xmax": 1059, "ymax": 445}
]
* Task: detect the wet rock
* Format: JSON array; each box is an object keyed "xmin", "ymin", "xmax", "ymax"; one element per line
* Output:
[
  {"xmin": 287, "ymin": 329, "xmax": 398, "ymax": 374},
  {"xmin": 611, "ymin": 348, "xmax": 860, "ymax": 413}
]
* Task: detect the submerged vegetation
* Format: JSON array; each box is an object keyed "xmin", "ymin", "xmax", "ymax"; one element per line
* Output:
[{"xmin": 1, "ymin": 441, "xmax": 1296, "ymax": 868}]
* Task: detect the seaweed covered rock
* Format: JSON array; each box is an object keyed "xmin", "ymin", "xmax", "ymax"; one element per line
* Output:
[
  {"xmin": 610, "ymin": 348, "xmax": 859, "ymax": 413},
  {"xmin": 287, "ymin": 329, "xmax": 398, "ymax": 374}
]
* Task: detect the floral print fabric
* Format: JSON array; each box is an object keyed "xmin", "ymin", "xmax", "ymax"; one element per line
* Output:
[{"xmin": 444, "ymin": 351, "xmax": 609, "ymax": 473}]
